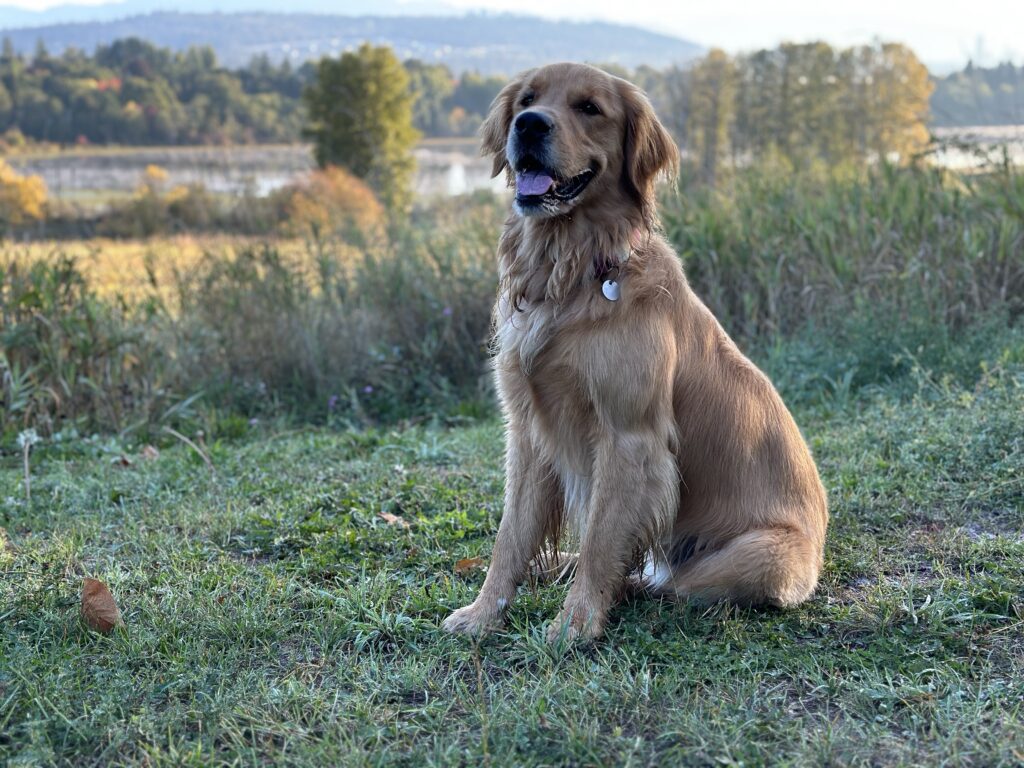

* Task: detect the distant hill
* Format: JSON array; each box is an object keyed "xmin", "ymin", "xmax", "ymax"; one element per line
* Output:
[
  {"xmin": 0, "ymin": 1, "xmax": 451, "ymax": 29},
  {"xmin": 0, "ymin": 11, "xmax": 703, "ymax": 74},
  {"xmin": 931, "ymin": 62, "xmax": 1024, "ymax": 126}
]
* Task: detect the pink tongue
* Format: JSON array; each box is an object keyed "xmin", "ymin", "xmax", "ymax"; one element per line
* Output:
[{"xmin": 516, "ymin": 171, "xmax": 554, "ymax": 196}]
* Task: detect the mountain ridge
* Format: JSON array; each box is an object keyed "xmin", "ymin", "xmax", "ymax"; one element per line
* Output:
[
  {"xmin": 0, "ymin": 1, "xmax": 453, "ymax": 28},
  {"xmin": 0, "ymin": 10, "xmax": 703, "ymax": 74}
]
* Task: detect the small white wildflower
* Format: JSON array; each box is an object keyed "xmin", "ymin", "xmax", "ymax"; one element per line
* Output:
[{"xmin": 16, "ymin": 429, "xmax": 40, "ymax": 451}]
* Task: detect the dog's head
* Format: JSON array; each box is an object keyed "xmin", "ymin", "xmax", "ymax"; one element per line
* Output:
[{"xmin": 481, "ymin": 62, "xmax": 678, "ymax": 221}]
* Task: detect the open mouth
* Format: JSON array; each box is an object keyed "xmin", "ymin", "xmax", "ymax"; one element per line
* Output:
[{"xmin": 514, "ymin": 157, "xmax": 596, "ymax": 207}]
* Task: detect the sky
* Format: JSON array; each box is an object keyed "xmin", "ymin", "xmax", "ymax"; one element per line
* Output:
[
  {"xmin": 462, "ymin": 0, "xmax": 1024, "ymax": 72},
  {"xmin": 449, "ymin": 0, "xmax": 1024, "ymax": 72},
  {"xmin": 3, "ymin": 0, "xmax": 1023, "ymax": 72}
]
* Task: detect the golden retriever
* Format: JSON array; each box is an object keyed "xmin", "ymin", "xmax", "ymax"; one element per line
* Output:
[{"xmin": 443, "ymin": 62, "xmax": 828, "ymax": 643}]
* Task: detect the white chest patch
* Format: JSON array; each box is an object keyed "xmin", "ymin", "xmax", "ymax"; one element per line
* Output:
[{"xmin": 640, "ymin": 554, "xmax": 672, "ymax": 590}]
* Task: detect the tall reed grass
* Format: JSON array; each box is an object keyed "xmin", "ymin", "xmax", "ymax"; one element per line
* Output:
[
  {"xmin": 663, "ymin": 162, "xmax": 1023, "ymax": 339},
  {"xmin": 2, "ymin": 166, "xmax": 1021, "ymax": 439}
]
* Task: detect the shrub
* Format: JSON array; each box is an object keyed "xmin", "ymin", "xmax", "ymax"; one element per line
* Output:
[
  {"xmin": 0, "ymin": 254, "xmax": 175, "ymax": 439},
  {"xmin": 0, "ymin": 160, "xmax": 46, "ymax": 236},
  {"xmin": 281, "ymin": 166, "xmax": 386, "ymax": 244},
  {"xmin": 170, "ymin": 197, "xmax": 499, "ymax": 422}
]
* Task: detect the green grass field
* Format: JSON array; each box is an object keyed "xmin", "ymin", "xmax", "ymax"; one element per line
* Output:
[{"xmin": 2, "ymin": 358, "xmax": 1022, "ymax": 766}]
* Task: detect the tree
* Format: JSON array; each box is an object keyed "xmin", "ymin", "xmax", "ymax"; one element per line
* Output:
[
  {"xmin": 686, "ymin": 49, "xmax": 737, "ymax": 185},
  {"xmin": 864, "ymin": 43, "xmax": 933, "ymax": 162},
  {"xmin": 447, "ymin": 71, "xmax": 505, "ymax": 135},
  {"xmin": 404, "ymin": 59, "xmax": 454, "ymax": 136},
  {"xmin": 303, "ymin": 44, "xmax": 420, "ymax": 211},
  {"xmin": 669, "ymin": 41, "xmax": 935, "ymax": 181}
]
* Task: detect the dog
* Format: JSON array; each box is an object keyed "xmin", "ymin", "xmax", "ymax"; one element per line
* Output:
[{"xmin": 443, "ymin": 62, "xmax": 828, "ymax": 643}]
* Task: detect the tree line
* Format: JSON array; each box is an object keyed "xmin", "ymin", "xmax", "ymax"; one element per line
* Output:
[
  {"xmin": 931, "ymin": 61, "xmax": 1024, "ymax": 126},
  {"xmin": 0, "ymin": 38, "xmax": 308, "ymax": 145},
  {"xmin": 669, "ymin": 42, "xmax": 934, "ymax": 183},
  {"xmin": 0, "ymin": 34, "xmax": 1018, "ymax": 152},
  {"xmin": 0, "ymin": 37, "xmax": 505, "ymax": 147}
]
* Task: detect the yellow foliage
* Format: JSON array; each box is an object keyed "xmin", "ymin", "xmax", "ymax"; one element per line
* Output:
[
  {"xmin": 145, "ymin": 164, "xmax": 169, "ymax": 184},
  {"xmin": 0, "ymin": 160, "xmax": 47, "ymax": 230},
  {"xmin": 284, "ymin": 166, "xmax": 385, "ymax": 239},
  {"xmin": 164, "ymin": 185, "xmax": 191, "ymax": 205}
]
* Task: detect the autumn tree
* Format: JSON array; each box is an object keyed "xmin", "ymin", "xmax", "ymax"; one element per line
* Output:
[
  {"xmin": 686, "ymin": 49, "xmax": 737, "ymax": 185},
  {"xmin": 673, "ymin": 41, "xmax": 934, "ymax": 181},
  {"xmin": 303, "ymin": 44, "xmax": 420, "ymax": 211},
  {"xmin": 860, "ymin": 43, "xmax": 933, "ymax": 162},
  {"xmin": 0, "ymin": 159, "xmax": 46, "ymax": 235}
]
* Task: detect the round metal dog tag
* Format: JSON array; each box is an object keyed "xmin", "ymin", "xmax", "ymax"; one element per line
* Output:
[{"xmin": 601, "ymin": 279, "xmax": 620, "ymax": 302}]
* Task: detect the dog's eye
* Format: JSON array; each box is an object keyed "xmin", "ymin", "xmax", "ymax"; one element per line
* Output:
[
  {"xmin": 520, "ymin": 92, "xmax": 535, "ymax": 107},
  {"xmin": 576, "ymin": 100, "xmax": 602, "ymax": 116}
]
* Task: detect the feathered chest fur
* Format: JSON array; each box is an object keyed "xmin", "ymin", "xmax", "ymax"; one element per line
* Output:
[{"xmin": 494, "ymin": 218, "xmax": 638, "ymax": 375}]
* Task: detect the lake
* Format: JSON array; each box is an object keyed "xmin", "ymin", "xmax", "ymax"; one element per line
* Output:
[
  {"xmin": 6, "ymin": 139, "xmax": 506, "ymax": 203},
  {"xmin": 7, "ymin": 129, "xmax": 1022, "ymax": 203},
  {"xmin": 930, "ymin": 125, "xmax": 1024, "ymax": 168}
]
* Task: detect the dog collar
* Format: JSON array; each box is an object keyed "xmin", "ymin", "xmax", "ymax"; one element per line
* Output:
[{"xmin": 598, "ymin": 229, "xmax": 641, "ymax": 302}]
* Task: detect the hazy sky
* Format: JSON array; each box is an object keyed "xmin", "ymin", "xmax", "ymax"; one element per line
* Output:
[
  {"xmin": 443, "ymin": 0, "xmax": 1024, "ymax": 71},
  {"xmin": 5, "ymin": 0, "xmax": 1023, "ymax": 71}
]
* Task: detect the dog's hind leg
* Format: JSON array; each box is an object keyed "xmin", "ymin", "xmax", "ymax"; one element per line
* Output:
[{"xmin": 668, "ymin": 526, "xmax": 821, "ymax": 607}]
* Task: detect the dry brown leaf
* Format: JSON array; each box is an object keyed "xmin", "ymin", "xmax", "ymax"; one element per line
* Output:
[
  {"xmin": 140, "ymin": 445, "xmax": 160, "ymax": 461},
  {"xmin": 454, "ymin": 557, "xmax": 485, "ymax": 576},
  {"xmin": 81, "ymin": 578, "xmax": 123, "ymax": 634},
  {"xmin": 378, "ymin": 512, "xmax": 410, "ymax": 529}
]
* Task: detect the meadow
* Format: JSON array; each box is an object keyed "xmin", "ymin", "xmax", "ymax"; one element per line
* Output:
[{"xmin": 2, "ymin": 160, "xmax": 1023, "ymax": 765}]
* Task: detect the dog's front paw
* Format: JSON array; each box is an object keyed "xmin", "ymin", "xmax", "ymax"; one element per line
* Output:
[
  {"xmin": 443, "ymin": 600, "xmax": 505, "ymax": 636},
  {"xmin": 546, "ymin": 601, "xmax": 606, "ymax": 645}
]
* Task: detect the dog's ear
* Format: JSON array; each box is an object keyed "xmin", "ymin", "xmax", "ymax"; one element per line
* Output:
[
  {"xmin": 619, "ymin": 80, "xmax": 679, "ymax": 216},
  {"xmin": 480, "ymin": 71, "xmax": 531, "ymax": 178}
]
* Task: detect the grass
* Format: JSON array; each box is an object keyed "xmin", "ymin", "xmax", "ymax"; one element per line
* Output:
[
  {"xmin": 2, "ymin": 356, "xmax": 1022, "ymax": 766},
  {"xmin": 0, "ymin": 236, "xmax": 328, "ymax": 302},
  {"xmin": 2, "ymin": 160, "xmax": 1022, "ymax": 763}
]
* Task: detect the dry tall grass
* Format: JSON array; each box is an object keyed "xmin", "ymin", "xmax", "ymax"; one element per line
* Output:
[{"xmin": 2, "ymin": 165, "xmax": 1022, "ymax": 438}]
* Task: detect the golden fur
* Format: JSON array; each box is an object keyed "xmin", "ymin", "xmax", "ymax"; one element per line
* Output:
[{"xmin": 443, "ymin": 63, "xmax": 828, "ymax": 643}]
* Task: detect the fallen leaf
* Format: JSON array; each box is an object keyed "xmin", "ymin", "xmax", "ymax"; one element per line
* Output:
[
  {"xmin": 140, "ymin": 445, "xmax": 160, "ymax": 461},
  {"xmin": 81, "ymin": 578, "xmax": 123, "ymax": 634},
  {"xmin": 378, "ymin": 512, "xmax": 410, "ymax": 529},
  {"xmin": 454, "ymin": 557, "xmax": 485, "ymax": 576}
]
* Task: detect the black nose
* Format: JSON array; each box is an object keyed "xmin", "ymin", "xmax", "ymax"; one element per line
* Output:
[{"xmin": 514, "ymin": 111, "xmax": 553, "ymax": 141}]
